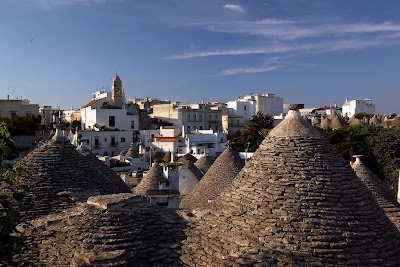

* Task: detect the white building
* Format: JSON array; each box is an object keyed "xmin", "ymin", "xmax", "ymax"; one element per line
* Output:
[
  {"xmin": 70, "ymin": 74, "xmax": 140, "ymax": 158},
  {"xmin": 138, "ymin": 126, "xmax": 227, "ymax": 160},
  {"xmin": 151, "ymin": 102, "xmax": 223, "ymax": 136},
  {"xmin": 342, "ymin": 98, "xmax": 375, "ymax": 118},
  {"xmin": 227, "ymin": 94, "xmax": 283, "ymax": 121},
  {"xmin": 80, "ymin": 74, "xmax": 139, "ymax": 131},
  {"xmin": 70, "ymin": 129, "xmax": 135, "ymax": 157}
]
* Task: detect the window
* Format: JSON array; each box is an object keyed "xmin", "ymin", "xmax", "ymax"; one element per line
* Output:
[
  {"xmin": 104, "ymin": 151, "xmax": 108, "ymax": 156},
  {"xmin": 94, "ymin": 138, "xmax": 99, "ymax": 147},
  {"xmin": 131, "ymin": 121, "xmax": 135, "ymax": 128},
  {"xmin": 105, "ymin": 138, "xmax": 107, "ymax": 141},
  {"xmin": 244, "ymin": 106, "xmax": 247, "ymax": 111},
  {"xmin": 209, "ymin": 114, "xmax": 211, "ymax": 119},
  {"xmin": 230, "ymin": 119, "xmax": 234, "ymax": 125},
  {"xmin": 111, "ymin": 136, "xmax": 116, "ymax": 146},
  {"xmin": 10, "ymin": 112, "xmax": 16, "ymax": 117},
  {"xmin": 199, "ymin": 114, "xmax": 202, "ymax": 120},
  {"xmin": 237, "ymin": 120, "xmax": 240, "ymax": 126},
  {"xmin": 166, "ymin": 182, "xmax": 170, "ymax": 186},
  {"xmin": 187, "ymin": 126, "xmax": 191, "ymax": 133},
  {"xmin": 111, "ymin": 151, "xmax": 115, "ymax": 156},
  {"xmin": 109, "ymin": 116, "xmax": 115, "ymax": 127},
  {"xmin": 215, "ymin": 115, "xmax": 218, "ymax": 120},
  {"xmin": 121, "ymin": 137, "xmax": 126, "ymax": 142},
  {"xmin": 200, "ymin": 126, "xmax": 203, "ymax": 130},
  {"xmin": 187, "ymin": 114, "xmax": 190, "ymax": 120},
  {"xmin": 193, "ymin": 114, "xmax": 196, "ymax": 120}
]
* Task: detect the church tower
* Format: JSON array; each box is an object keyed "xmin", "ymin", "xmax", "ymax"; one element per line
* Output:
[{"xmin": 112, "ymin": 73, "xmax": 123, "ymax": 108}]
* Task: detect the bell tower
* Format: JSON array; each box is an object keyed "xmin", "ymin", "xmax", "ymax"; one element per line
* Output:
[{"xmin": 112, "ymin": 73, "xmax": 123, "ymax": 108}]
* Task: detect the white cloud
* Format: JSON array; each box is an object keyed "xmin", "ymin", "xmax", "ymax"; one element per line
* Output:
[
  {"xmin": 223, "ymin": 4, "xmax": 245, "ymax": 13},
  {"xmin": 201, "ymin": 19, "xmax": 400, "ymax": 40},
  {"xmin": 219, "ymin": 66, "xmax": 279, "ymax": 76},
  {"xmin": 33, "ymin": 0, "xmax": 119, "ymax": 10},
  {"xmin": 165, "ymin": 38, "xmax": 388, "ymax": 60}
]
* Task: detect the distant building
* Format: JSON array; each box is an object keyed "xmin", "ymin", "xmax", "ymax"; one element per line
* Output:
[
  {"xmin": 151, "ymin": 102, "xmax": 223, "ymax": 136},
  {"xmin": 223, "ymin": 93, "xmax": 284, "ymax": 134},
  {"xmin": 0, "ymin": 96, "xmax": 39, "ymax": 118},
  {"xmin": 342, "ymin": 98, "xmax": 375, "ymax": 118},
  {"xmin": 71, "ymin": 74, "xmax": 140, "ymax": 157},
  {"xmin": 80, "ymin": 73, "xmax": 139, "ymax": 131}
]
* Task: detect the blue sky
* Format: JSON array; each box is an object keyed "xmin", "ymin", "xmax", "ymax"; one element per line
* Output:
[{"xmin": 1, "ymin": 0, "xmax": 400, "ymax": 114}]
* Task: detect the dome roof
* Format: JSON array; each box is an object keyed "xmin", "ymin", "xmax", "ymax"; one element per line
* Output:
[
  {"xmin": 194, "ymin": 155, "xmax": 215, "ymax": 174},
  {"xmin": 18, "ymin": 194, "xmax": 186, "ymax": 266},
  {"xmin": 133, "ymin": 162, "xmax": 165, "ymax": 196},
  {"xmin": 352, "ymin": 155, "xmax": 400, "ymax": 230},
  {"xmin": 180, "ymin": 147, "xmax": 244, "ymax": 210},
  {"xmin": 181, "ymin": 108, "xmax": 400, "ymax": 266},
  {"xmin": 176, "ymin": 153, "xmax": 197, "ymax": 163},
  {"xmin": 2, "ymin": 134, "xmax": 130, "ymax": 218}
]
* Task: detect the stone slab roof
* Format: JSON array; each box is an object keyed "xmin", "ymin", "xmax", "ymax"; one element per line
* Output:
[
  {"xmin": 180, "ymin": 160, "xmax": 203, "ymax": 181},
  {"xmin": 125, "ymin": 143, "xmax": 140, "ymax": 158},
  {"xmin": 17, "ymin": 194, "xmax": 186, "ymax": 266},
  {"xmin": 2, "ymin": 136, "xmax": 130, "ymax": 219},
  {"xmin": 352, "ymin": 156, "xmax": 400, "ymax": 230},
  {"xmin": 176, "ymin": 153, "xmax": 197, "ymax": 164},
  {"xmin": 194, "ymin": 155, "xmax": 215, "ymax": 174},
  {"xmin": 179, "ymin": 147, "xmax": 244, "ymax": 210},
  {"xmin": 162, "ymin": 151, "xmax": 172, "ymax": 163},
  {"xmin": 133, "ymin": 162, "xmax": 164, "ymax": 196},
  {"xmin": 180, "ymin": 109, "xmax": 400, "ymax": 266}
]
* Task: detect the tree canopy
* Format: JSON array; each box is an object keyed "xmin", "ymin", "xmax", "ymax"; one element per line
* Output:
[
  {"xmin": 238, "ymin": 112, "xmax": 274, "ymax": 152},
  {"xmin": 318, "ymin": 125, "xmax": 400, "ymax": 193}
]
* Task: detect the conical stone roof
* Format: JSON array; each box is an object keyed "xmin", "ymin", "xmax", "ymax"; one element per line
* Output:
[
  {"xmin": 133, "ymin": 162, "xmax": 164, "ymax": 196},
  {"xmin": 119, "ymin": 150, "xmax": 127, "ymax": 156},
  {"xmin": 349, "ymin": 116, "xmax": 366, "ymax": 126},
  {"xmin": 176, "ymin": 153, "xmax": 197, "ymax": 163},
  {"xmin": 179, "ymin": 147, "xmax": 244, "ymax": 210},
  {"xmin": 125, "ymin": 143, "xmax": 140, "ymax": 158},
  {"xmin": 194, "ymin": 155, "xmax": 215, "ymax": 174},
  {"xmin": 162, "ymin": 151, "xmax": 172, "ymax": 163},
  {"xmin": 352, "ymin": 155, "xmax": 400, "ymax": 230},
  {"xmin": 5, "ymin": 133, "xmax": 130, "ymax": 218},
  {"xmin": 392, "ymin": 116, "xmax": 400, "ymax": 127},
  {"xmin": 17, "ymin": 193, "xmax": 186, "ymax": 266},
  {"xmin": 369, "ymin": 114, "xmax": 381, "ymax": 125},
  {"xmin": 181, "ymin": 107, "xmax": 400, "ymax": 266}
]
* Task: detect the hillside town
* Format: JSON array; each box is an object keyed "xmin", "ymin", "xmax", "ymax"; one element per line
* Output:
[{"xmin": 1, "ymin": 73, "xmax": 400, "ymax": 266}]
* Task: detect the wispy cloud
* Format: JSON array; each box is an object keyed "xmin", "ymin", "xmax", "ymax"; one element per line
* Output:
[
  {"xmin": 219, "ymin": 66, "xmax": 279, "ymax": 76},
  {"xmin": 201, "ymin": 20, "xmax": 400, "ymax": 40},
  {"xmin": 33, "ymin": 0, "xmax": 120, "ymax": 10},
  {"xmin": 165, "ymin": 38, "xmax": 388, "ymax": 60},
  {"xmin": 223, "ymin": 4, "xmax": 245, "ymax": 13}
]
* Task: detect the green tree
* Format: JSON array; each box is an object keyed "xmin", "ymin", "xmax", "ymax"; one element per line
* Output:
[
  {"xmin": 0, "ymin": 123, "xmax": 29, "ymax": 265},
  {"xmin": 318, "ymin": 124, "xmax": 400, "ymax": 193},
  {"xmin": 239, "ymin": 112, "xmax": 274, "ymax": 152},
  {"xmin": 70, "ymin": 120, "xmax": 81, "ymax": 130},
  {"xmin": 354, "ymin": 112, "xmax": 368, "ymax": 119}
]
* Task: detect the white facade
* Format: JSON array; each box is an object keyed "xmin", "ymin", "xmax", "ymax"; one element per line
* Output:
[
  {"xmin": 81, "ymin": 107, "xmax": 139, "ymax": 131},
  {"xmin": 80, "ymin": 74, "xmax": 139, "ymax": 131},
  {"xmin": 342, "ymin": 99, "xmax": 375, "ymax": 118},
  {"xmin": 139, "ymin": 127, "xmax": 227, "ymax": 160},
  {"xmin": 151, "ymin": 103, "xmax": 223, "ymax": 136},
  {"xmin": 227, "ymin": 94, "xmax": 283, "ymax": 121},
  {"xmin": 183, "ymin": 130, "xmax": 227, "ymax": 157},
  {"xmin": 70, "ymin": 130, "xmax": 135, "ymax": 157},
  {"xmin": 162, "ymin": 163, "xmax": 199, "ymax": 196}
]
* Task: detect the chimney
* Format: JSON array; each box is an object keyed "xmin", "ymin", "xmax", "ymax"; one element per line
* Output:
[
  {"xmin": 345, "ymin": 97, "xmax": 348, "ymax": 103},
  {"xmin": 7, "ymin": 95, "xmax": 9, "ymax": 100}
]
